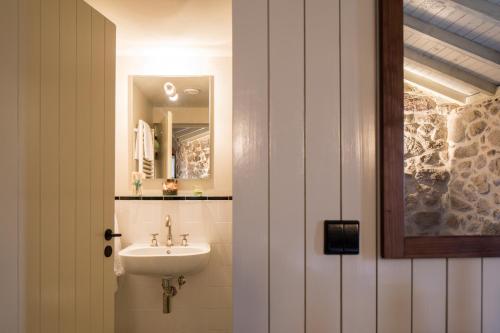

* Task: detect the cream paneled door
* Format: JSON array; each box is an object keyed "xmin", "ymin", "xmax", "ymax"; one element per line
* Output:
[{"xmin": 18, "ymin": 0, "xmax": 116, "ymax": 332}]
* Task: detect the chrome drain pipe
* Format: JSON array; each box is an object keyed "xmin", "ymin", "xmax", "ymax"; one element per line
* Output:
[{"xmin": 161, "ymin": 277, "xmax": 176, "ymax": 314}]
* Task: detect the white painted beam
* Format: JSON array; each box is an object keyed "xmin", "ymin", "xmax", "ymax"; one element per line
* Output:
[
  {"xmin": 449, "ymin": 0, "xmax": 500, "ymax": 22},
  {"xmin": 404, "ymin": 14, "xmax": 500, "ymax": 65},
  {"xmin": 404, "ymin": 47, "xmax": 498, "ymax": 95},
  {"xmin": 404, "ymin": 69, "xmax": 468, "ymax": 104}
]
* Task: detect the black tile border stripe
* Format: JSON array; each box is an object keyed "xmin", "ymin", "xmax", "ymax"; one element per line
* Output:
[{"xmin": 115, "ymin": 195, "xmax": 232, "ymax": 201}]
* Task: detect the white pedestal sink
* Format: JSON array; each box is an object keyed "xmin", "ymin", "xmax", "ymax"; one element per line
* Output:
[{"xmin": 119, "ymin": 243, "xmax": 210, "ymax": 277}]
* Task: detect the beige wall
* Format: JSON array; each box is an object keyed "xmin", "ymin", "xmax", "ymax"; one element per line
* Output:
[
  {"xmin": 116, "ymin": 56, "xmax": 232, "ymax": 195},
  {"xmin": 131, "ymin": 82, "xmax": 153, "ymax": 125}
]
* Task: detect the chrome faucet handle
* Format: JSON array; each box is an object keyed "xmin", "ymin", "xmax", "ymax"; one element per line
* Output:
[
  {"xmin": 179, "ymin": 233, "xmax": 189, "ymax": 247},
  {"xmin": 150, "ymin": 233, "xmax": 159, "ymax": 247}
]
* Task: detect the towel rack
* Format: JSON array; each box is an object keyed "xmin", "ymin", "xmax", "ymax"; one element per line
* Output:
[{"xmin": 135, "ymin": 125, "xmax": 155, "ymax": 179}]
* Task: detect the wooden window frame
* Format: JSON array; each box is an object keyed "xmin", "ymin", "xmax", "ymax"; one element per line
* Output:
[{"xmin": 379, "ymin": 0, "xmax": 500, "ymax": 258}]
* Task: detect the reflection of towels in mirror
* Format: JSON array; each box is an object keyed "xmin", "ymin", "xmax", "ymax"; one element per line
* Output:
[
  {"xmin": 134, "ymin": 119, "xmax": 155, "ymax": 178},
  {"xmin": 133, "ymin": 120, "xmax": 141, "ymax": 160},
  {"xmin": 134, "ymin": 120, "xmax": 154, "ymax": 161},
  {"xmin": 142, "ymin": 120, "xmax": 154, "ymax": 161}
]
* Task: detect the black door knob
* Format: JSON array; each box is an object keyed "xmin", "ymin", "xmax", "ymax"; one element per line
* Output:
[{"xmin": 104, "ymin": 229, "xmax": 122, "ymax": 241}]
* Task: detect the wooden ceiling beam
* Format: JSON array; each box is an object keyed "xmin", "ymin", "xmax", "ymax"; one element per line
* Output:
[
  {"xmin": 404, "ymin": 14, "xmax": 500, "ymax": 66},
  {"xmin": 404, "ymin": 69, "xmax": 467, "ymax": 104},
  {"xmin": 405, "ymin": 47, "xmax": 498, "ymax": 96},
  {"xmin": 449, "ymin": 0, "xmax": 500, "ymax": 22}
]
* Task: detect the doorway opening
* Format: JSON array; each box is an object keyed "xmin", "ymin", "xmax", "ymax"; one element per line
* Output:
[{"xmin": 86, "ymin": 0, "xmax": 233, "ymax": 331}]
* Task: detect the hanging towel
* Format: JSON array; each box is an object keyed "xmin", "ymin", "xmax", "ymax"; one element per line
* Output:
[
  {"xmin": 133, "ymin": 120, "xmax": 143, "ymax": 161},
  {"xmin": 133, "ymin": 120, "xmax": 154, "ymax": 161},
  {"xmin": 142, "ymin": 120, "xmax": 154, "ymax": 161}
]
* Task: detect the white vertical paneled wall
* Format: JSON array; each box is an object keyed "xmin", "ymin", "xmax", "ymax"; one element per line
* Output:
[
  {"xmin": 233, "ymin": 0, "xmax": 269, "ymax": 332},
  {"xmin": 483, "ymin": 258, "xmax": 500, "ymax": 333},
  {"xmin": 233, "ymin": 0, "xmax": 500, "ymax": 333},
  {"xmin": 339, "ymin": 1, "xmax": 377, "ymax": 332},
  {"xmin": 269, "ymin": 0, "xmax": 305, "ymax": 332},
  {"xmin": 412, "ymin": 259, "xmax": 446, "ymax": 333},
  {"xmin": 305, "ymin": 0, "xmax": 342, "ymax": 332}
]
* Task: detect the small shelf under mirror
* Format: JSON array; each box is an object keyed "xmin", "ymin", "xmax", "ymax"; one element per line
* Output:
[{"xmin": 115, "ymin": 195, "xmax": 232, "ymax": 201}]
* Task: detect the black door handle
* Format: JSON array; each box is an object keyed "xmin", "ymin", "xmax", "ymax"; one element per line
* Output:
[{"xmin": 104, "ymin": 229, "xmax": 122, "ymax": 241}]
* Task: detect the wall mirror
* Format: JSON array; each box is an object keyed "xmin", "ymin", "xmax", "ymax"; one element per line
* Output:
[
  {"xmin": 130, "ymin": 75, "xmax": 213, "ymax": 181},
  {"xmin": 380, "ymin": 0, "xmax": 500, "ymax": 257}
]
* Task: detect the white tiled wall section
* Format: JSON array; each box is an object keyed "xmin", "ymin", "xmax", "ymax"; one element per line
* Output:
[
  {"xmin": 115, "ymin": 200, "xmax": 232, "ymax": 333},
  {"xmin": 115, "ymin": 200, "xmax": 232, "ymax": 246}
]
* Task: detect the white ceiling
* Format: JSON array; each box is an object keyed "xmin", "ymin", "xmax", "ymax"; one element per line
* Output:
[{"xmin": 85, "ymin": 0, "xmax": 232, "ymax": 56}]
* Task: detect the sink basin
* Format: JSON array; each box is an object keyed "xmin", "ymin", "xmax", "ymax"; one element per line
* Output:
[{"xmin": 119, "ymin": 243, "xmax": 210, "ymax": 277}]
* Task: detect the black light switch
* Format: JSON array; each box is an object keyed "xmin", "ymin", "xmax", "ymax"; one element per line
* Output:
[
  {"xmin": 343, "ymin": 222, "xmax": 359, "ymax": 254},
  {"xmin": 324, "ymin": 220, "xmax": 359, "ymax": 255},
  {"xmin": 324, "ymin": 222, "xmax": 344, "ymax": 254}
]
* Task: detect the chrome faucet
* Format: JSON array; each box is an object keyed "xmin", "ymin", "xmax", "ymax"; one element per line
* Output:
[{"xmin": 165, "ymin": 215, "xmax": 173, "ymax": 247}]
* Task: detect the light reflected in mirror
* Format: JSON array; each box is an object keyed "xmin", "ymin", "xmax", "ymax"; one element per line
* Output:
[
  {"xmin": 131, "ymin": 76, "xmax": 212, "ymax": 181},
  {"xmin": 403, "ymin": 0, "xmax": 500, "ymax": 236}
]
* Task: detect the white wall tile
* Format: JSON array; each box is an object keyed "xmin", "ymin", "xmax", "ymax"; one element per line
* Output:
[
  {"xmin": 178, "ymin": 201, "xmax": 205, "ymax": 222},
  {"xmin": 121, "ymin": 274, "xmax": 163, "ymax": 310},
  {"xmin": 196, "ymin": 264, "xmax": 233, "ymax": 287},
  {"xmin": 209, "ymin": 222, "xmax": 232, "ymax": 244},
  {"xmin": 199, "ymin": 286, "xmax": 232, "ymax": 309},
  {"xmin": 211, "ymin": 243, "xmax": 233, "ymax": 267},
  {"xmin": 125, "ymin": 309, "xmax": 179, "ymax": 332},
  {"xmin": 216, "ymin": 201, "xmax": 233, "ymax": 223},
  {"xmin": 200, "ymin": 309, "xmax": 232, "ymax": 331},
  {"xmin": 205, "ymin": 201, "xmax": 220, "ymax": 221}
]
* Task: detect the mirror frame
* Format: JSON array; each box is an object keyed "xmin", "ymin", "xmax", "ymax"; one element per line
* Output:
[{"xmin": 379, "ymin": 0, "xmax": 500, "ymax": 258}]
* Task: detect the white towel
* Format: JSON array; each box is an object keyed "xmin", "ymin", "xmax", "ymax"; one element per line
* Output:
[
  {"xmin": 142, "ymin": 120, "xmax": 154, "ymax": 161},
  {"xmin": 133, "ymin": 120, "xmax": 143, "ymax": 160},
  {"xmin": 134, "ymin": 120, "xmax": 154, "ymax": 162},
  {"xmin": 114, "ymin": 214, "xmax": 125, "ymax": 277}
]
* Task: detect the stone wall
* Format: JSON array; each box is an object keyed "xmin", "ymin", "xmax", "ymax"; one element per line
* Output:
[
  {"xmin": 176, "ymin": 135, "xmax": 210, "ymax": 179},
  {"xmin": 404, "ymin": 84, "xmax": 500, "ymax": 236}
]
